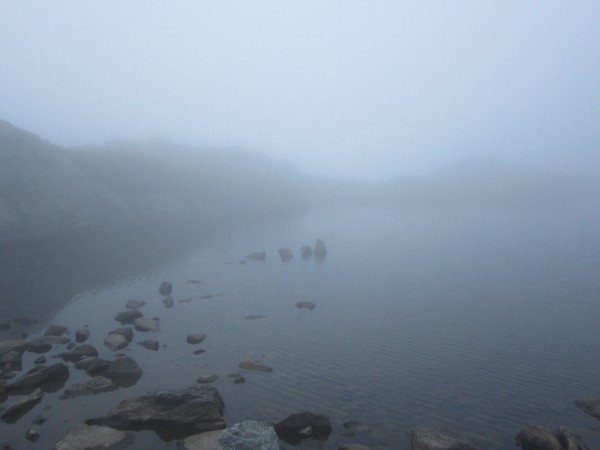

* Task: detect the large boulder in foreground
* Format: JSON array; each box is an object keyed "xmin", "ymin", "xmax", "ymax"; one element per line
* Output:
[
  {"xmin": 274, "ymin": 411, "xmax": 332, "ymax": 445},
  {"xmin": 411, "ymin": 429, "xmax": 478, "ymax": 450},
  {"xmin": 55, "ymin": 424, "xmax": 127, "ymax": 450},
  {"xmin": 219, "ymin": 421, "xmax": 279, "ymax": 450},
  {"xmin": 86, "ymin": 385, "xmax": 225, "ymax": 441},
  {"xmin": 515, "ymin": 425, "xmax": 590, "ymax": 450}
]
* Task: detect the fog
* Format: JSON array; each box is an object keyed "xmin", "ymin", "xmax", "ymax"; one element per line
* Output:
[{"xmin": 1, "ymin": 1, "xmax": 599, "ymax": 181}]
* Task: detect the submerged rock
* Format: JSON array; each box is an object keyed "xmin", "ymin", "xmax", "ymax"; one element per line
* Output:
[
  {"xmin": 219, "ymin": 421, "xmax": 279, "ymax": 450},
  {"xmin": 0, "ymin": 340, "xmax": 26, "ymax": 356},
  {"xmin": 86, "ymin": 385, "xmax": 225, "ymax": 441},
  {"xmin": 44, "ymin": 324, "xmax": 68, "ymax": 337},
  {"xmin": 238, "ymin": 360, "xmax": 273, "ymax": 372},
  {"xmin": 162, "ymin": 296, "xmax": 174, "ymax": 308},
  {"xmin": 301, "ymin": 245, "xmax": 313, "ymax": 258},
  {"xmin": 314, "ymin": 239, "xmax": 327, "ymax": 257},
  {"xmin": 411, "ymin": 429, "xmax": 478, "ymax": 450},
  {"xmin": 515, "ymin": 425, "xmax": 590, "ymax": 450},
  {"xmin": 60, "ymin": 376, "xmax": 118, "ymax": 400},
  {"xmin": 126, "ymin": 300, "xmax": 146, "ymax": 310},
  {"xmin": 275, "ymin": 412, "xmax": 332, "ymax": 445},
  {"xmin": 1, "ymin": 388, "xmax": 43, "ymax": 423},
  {"xmin": 133, "ymin": 318, "xmax": 160, "ymax": 332},
  {"xmin": 246, "ymin": 251, "xmax": 266, "ymax": 261},
  {"xmin": 0, "ymin": 351, "xmax": 23, "ymax": 371},
  {"xmin": 137, "ymin": 340, "xmax": 159, "ymax": 351},
  {"xmin": 61, "ymin": 344, "xmax": 99, "ymax": 362},
  {"xmin": 196, "ymin": 374, "xmax": 219, "ymax": 384},
  {"xmin": 6, "ymin": 363, "xmax": 69, "ymax": 393},
  {"xmin": 278, "ymin": 248, "xmax": 293, "ymax": 261},
  {"xmin": 104, "ymin": 334, "xmax": 129, "ymax": 352},
  {"xmin": 187, "ymin": 333, "xmax": 207, "ymax": 345},
  {"xmin": 55, "ymin": 424, "xmax": 127, "ymax": 450},
  {"xmin": 159, "ymin": 281, "xmax": 173, "ymax": 296},
  {"xmin": 296, "ymin": 301, "xmax": 316, "ymax": 310},
  {"xmin": 74, "ymin": 328, "xmax": 90, "ymax": 343},
  {"xmin": 104, "ymin": 357, "xmax": 142, "ymax": 387},
  {"xmin": 114, "ymin": 309, "xmax": 143, "ymax": 325}
]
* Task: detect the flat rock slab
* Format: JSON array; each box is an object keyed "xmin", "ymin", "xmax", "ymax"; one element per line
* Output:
[
  {"xmin": 239, "ymin": 360, "xmax": 273, "ymax": 372},
  {"xmin": 220, "ymin": 421, "xmax": 279, "ymax": 450},
  {"xmin": 187, "ymin": 333, "xmax": 207, "ymax": 344},
  {"xmin": 181, "ymin": 430, "xmax": 221, "ymax": 450},
  {"xmin": 6, "ymin": 363, "xmax": 69, "ymax": 393},
  {"xmin": 134, "ymin": 318, "xmax": 160, "ymax": 332},
  {"xmin": 275, "ymin": 411, "xmax": 332, "ymax": 445},
  {"xmin": 411, "ymin": 429, "xmax": 478, "ymax": 450},
  {"xmin": 60, "ymin": 376, "xmax": 118, "ymax": 400},
  {"xmin": 55, "ymin": 424, "xmax": 127, "ymax": 450},
  {"xmin": 86, "ymin": 385, "xmax": 225, "ymax": 441},
  {"xmin": 296, "ymin": 301, "xmax": 316, "ymax": 310},
  {"xmin": 1, "ymin": 387, "xmax": 43, "ymax": 423}
]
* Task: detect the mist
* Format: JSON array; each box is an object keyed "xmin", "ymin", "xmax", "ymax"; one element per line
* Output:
[{"xmin": 1, "ymin": 1, "xmax": 599, "ymax": 181}]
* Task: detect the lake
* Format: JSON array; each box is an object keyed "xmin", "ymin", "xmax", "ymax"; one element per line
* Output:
[{"xmin": 2, "ymin": 203, "xmax": 600, "ymax": 449}]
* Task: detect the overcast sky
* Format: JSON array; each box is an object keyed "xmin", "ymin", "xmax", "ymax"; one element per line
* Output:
[{"xmin": 1, "ymin": 1, "xmax": 598, "ymax": 180}]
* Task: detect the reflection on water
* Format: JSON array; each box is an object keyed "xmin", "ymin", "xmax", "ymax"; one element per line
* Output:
[{"xmin": 2, "ymin": 205, "xmax": 600, "ymax": 449}]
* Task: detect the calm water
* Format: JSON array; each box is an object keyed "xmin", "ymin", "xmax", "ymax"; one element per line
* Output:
[{"xmin": 2, "ymin": 204, "xmax": 600, "ymax": 449}]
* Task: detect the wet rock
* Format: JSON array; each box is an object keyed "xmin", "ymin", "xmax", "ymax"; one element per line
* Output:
[
  {"xmin": 219, "ymin": 421, "xmax": 279, "ymax": 450},
  {"xmin": 187, "ymin": 333, "xmax": 207, "ymax": 344},
  {"xmin": 181, "ymin": 430, "xmax": 221, "ymax": 450},
  {"xmin": 314, "ymin": 239, "xmax": 327, "ymax": 257},
  {"xmin": 515, "ymin": 425, "xmax": 590, "ymax": 450},
  {"xmin": 243, "ymin": 315, "xmax": 266, "ymax": 320},
  {"xmin": 25, "ymin": 339, "xmax": 52, "ymax": 354},
  {"xmin": 6, "ymin": 363, "xmax": 69, "ymax": 393},
  {"xmin": 162, "ymin": 296, "xmax": 174, "ymax": 308},
  {"xmin": 412, "ymin": 429, "xmax": 478, "ymax": 450},
  {"xmin": 193, "ymin": 348, "xmax": 205, "ymax": 355},
  {"xmin": 25, "ymin": 428, "xmax": 40, "ymax": 442},
  {"xmin": 134, "ymin": 318, "xmax": 160, "ymax": 332},
  {"xmin": 159, "ymin": 281, "xmax": 173, "ymax": 296},
  {"xmin": 1, "ymin": 388, "xmax": 43, "ymax": 422},
  {"xmin": 34, "ymin": 356, "xmax": 46, "ymax": 365},
  {"xmin": 109, "ymin": 327, "xmax": 133, "ymax": 342},
  {"xmin": 126, "ymin": 300, "xmax": 146, "ymax": 310},
  {"xmin": 83, "ymin": 358, "xmax": 112, "ymax": 377},
  {"xmin": 44, "ymin": 324, "xmax": 68, "ymax": 337},
  {"xmin": 66, "ymin": 342, "xmax": 76, "ymax": 350},
  {"xmin": 301, "ymin": 245, "xmax": 313, "ymax": 258},
  {"xmin": 575, "ymin": 398, "xmax": 600, "ymax": 422},
  {"xmin": 275, "ymin": 412, "xmax": 332, "ymax": 445},
  {"xmin": 104, "ymin": 328, "xmax": 133, "ymax": 351},
  {"xmin": 233, "ymin": 374, "xmax": 245, "ymax": 384},
  {"xmin": 238, "ymin": 360, "xmax": 273, "ymax": 372},
  {"xmin": 0, "ymin": 351, "xmax": 23, "ymax": 371},
  {"xmin": 338, "ymin": 444, "xmax": 373, "ymax": 450},
  {"xmin": 61, "ymin": 344, "xmax": 99, "ymax": 362},
  {"xmin": 196, "ymin": 374, "xmax": 219, "ymax": 384},
  {"xmin": 60, "ymin": 376, "xmax": 118, "ymax": 399},
  {"xmin": 55, "ymin": 424, "xmax": 127, "ymax": 450},
  {"xmin": 13, "ymin": 317, "xmax": 38, "ymax": 325},
  {"xmin": 74, "ymin": 328, "xmax": 90, "ymax": 343},
  {"xmin": 246, "ymin": 251, "xmax": 266, "ymax": 261},
  {"xmin": 278, "ymin": 248, "xmax": 293, "ymax": 261},
  {"xmin": 137, "ymin": 340, "xmax": 159, "ymax": 351},
  {"xmin": 39, "ymin": 335, "xmax": 70, "ymax": 345},
  {"xmin": 0, "ymin": 340, "xmax": 26, "ymax": 356},
  {"xmin": 104, "ymin": 357, "xmax": 142, "ymax": 387},
  {"xmin": 86, "ymin": 385, "xmax": 226, "ymax": 440},
  {"xmin": 114, "ymin": 309, "xmax": 143, "ymax": 325},
  {"xmin": 296, "ymin": 301, "xmax": 316, "ymax": 310}
]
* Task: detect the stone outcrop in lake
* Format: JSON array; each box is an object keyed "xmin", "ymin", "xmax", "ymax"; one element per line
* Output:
[
  {"xmin": 86, "ymin": 385, "xmax": 226, "ymax": 440},
  {"xmin": 515, "ymin": 425, "xmax": 590, "ymax": 450},
  {"xmin": 274, "ymin": 411, "xmax": 332, "ymax": 445},
  {"xmin": 219, "ymin": 421, "xmax": 279, "ymax": 450},
  {"xmin": 411, "ymin": 429, "xmax": 478, "ymax": 450}
]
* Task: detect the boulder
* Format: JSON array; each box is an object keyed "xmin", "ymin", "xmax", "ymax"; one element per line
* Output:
[
  {"xmin": 104, "ymin": 357, "xmax": 142, "ymax": 387},
  {"xmin": 86, "ymin": 385, "xmax": 226, "ymax": 440},
  {"xmin": 0, "ymin": 388, "xmax": 43, "ymax": 423},
  {"xmin": 61, "ymin": 344, "xmax": 99, "ymax": 362},
  {"xmin": 219, "ymin": 421, "xmax": 279, "ymax": 450},
  {"xmin": 60, "ymin": 376, "xmax": 118, "ymax": 400},
  {"xmin": 181, "ymin": 430, "xmax": 221, "ymax": 450},
  {"xmin": 515, "ymin": 425, "xmax": 590, "ymax": 450},
  {"xmin": 6, "ymin": 363, "xmax": 69, "ymax": 393},
  {"xmin": 196, "ymin": 374, "xmax": 219, "ymax": 384},
  {"xmin": 162, "ymin": 296, "xmax": 174, "ymax": 308},
  {"xmin": 296, "ymin": 301, "xmax": 316, "ymax": 310},
  {"xmin": 55, "ymin": 424, "xmax": 127, "ymax": 450},
  {"xmin": 278, "ymin": 248, "xmax": 293, "ymax": 261},
  {"xmin": 114, "ymin": 310, "xmax": 143, "ymax": 325},
  {"xmin": 44, "ymin": 324, "xmax": 68, "ymax": 337},
  {"xmin": 301, "ymin": 245, "xmax": 313, "ymax": 258},
  {"xmin": 104, "ymin": 334, "xmax": 129, "ymax": 351},
  {"xmin": 74, "ymin": 328, "xmax": 90, "ymax": 343},
  {"xmin": 238, "ymin": 360, "xmax": 273, "ymax": 372},
  {"xmin": 314, "ymin": 239, "xmax": 327, "ymax": 257},
  {"xmin": 25, "ymin": 339, "xmax": 53, "ymax": 354},
  {"xmin": 187, "ymin": 333, "xmax": 207, "ymax": 344},
  {"xmin": 126, "ymin": 300, "xmax": 146, "ymax": 310},
  {"xmin": 246, "ymin": 251, "xmax": 266, "ymax": 261},
  {"xmin": 274, "ymin": 412, "xmax": 332, "ymax": 445},
  {"xmin": 159, "ymin": 281, "xmax": 173, "ymax": 296},
  {"xmin": 0, "ymin": 340, "xmax": 26, "ymax": 357},
  {"xmin": 411, "ymin": 429, "xmax": 478, "ymax": 450},
  {"xmin": 109, "ymin": 327, "xmax": 133, "ymax": 342},
  {"xmin": 134, "ymin": 318, "xmax": 160, "ymax": 332},
  {"xmin": 137, "ymin": 340, "xmax": 159, "ymax": 351}
]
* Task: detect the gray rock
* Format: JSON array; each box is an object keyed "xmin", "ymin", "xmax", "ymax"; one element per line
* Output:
[
  {"xmin": 515, "ymin": 425, "xmax": 590, "ymax": 450},
  {"xmin": 575, "ymin": 398, "xmax": 600, "ymax": 422},
  {"xmin": 137, "ymin": 340, "xmax": 159, "ymax": 351},
  {"xmin": 62, "ymin": 344, "xmax": 99, "ymax": 362},
  {"xmin": 86, "ymin": 385, "xmax": 225, "ymax": 441},
  {"xmin": 296, "ymin": 301, "xmax": 316, "ymax": 310},
  {"xmin": 114, "ymin": 310, "xmax": 143, "ymax": 325},
  {"xmin": 0, "ymin": 351, "xmax": 23, "ymax": 370},
  {"xmin": 60, "ymin": 376, "xmax": 118, "ymax": 400},
  {"xmin": 181, "ymin": 430, "xmax": 221, "ymax": 450},
  {"xmin": 55, "ymin": 424, "xmax": 127, "ymax": 450},
  {"xmin": 301, "ymin": 245, "xmax": 313, "ymax": 258},
  {"xmin": 314, "ymin": 239, "xmax": 327, "ymax": 257},
  {"xmin": 0, "ymin": 340, "xmax": 26, "ymax": 357},
  {"xmin": 233, "ymin": 374, "xmax": 246, "ymax": 384},
  {"xmin": 108, "ymin": 327, "xmax": 133, "ymax": 342},
  {"xmin": 159, "ymin": 281, "xmax": 172, "ymax": 296},
  {"xmin": 219, "ymin": 421, "xmax": 279, "ymax": 450},
  {"xmin": 187, "ymin": 333, "xmax": 207, "ymax": 344},
  {"xmin": 125, "ymin": 300, "xmax": 146, "ymax": 310},
  {"xmin": 104, "ymin": 334, "xmax": 129, "ymax": 351},
  {"xmin": 133, "ymin": 318, "xmax": 160, "ymax": 332},
  {"xmin": 1, "ymin": 388, "xmax": 43, "ymax": 422},
  {"xmin": 34, "ymin": 356, "xmax": 46, "ymax": 365},
  {"xmin": 278, "ymin": 248, "xmax": 293, "ymax": 261},
  {"xmin": 246, "ymin": 251, "xmax": 266, "ymax": 261},
  {"xmin": 104, "ymin": 357, "xmax": 142, "ymax": 387},
  {"xmin": 26, "ymin": 428, "xmax": 40, "ymax": 442},
  {"xmin": 44, "ymin": 324, "xmax": 68, "ymax": 337},
  {"xmin": 74, "ymin": 328, "xmax": 90, "ymax": 343},
  {"xmin": 6, "ymin": 363, "xmax": 69, "ymax": 393},
  {"xmin": 275, "ymin": 411, "xmax": 332, "ymax": 445},
  {"xmin": 196, "ymin": 374, "xmax": 219, "ymax": 384},
  {"xmin": 162, "ymin": 296, "xmax": 174, "ymax": 308},
  {"xmin": 238, "ymin": 360, "xmax": 273, "ymax": 372},
  {"xmin": 412, "ymin": 428, "xmax": 478, "ymax": 450}
]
